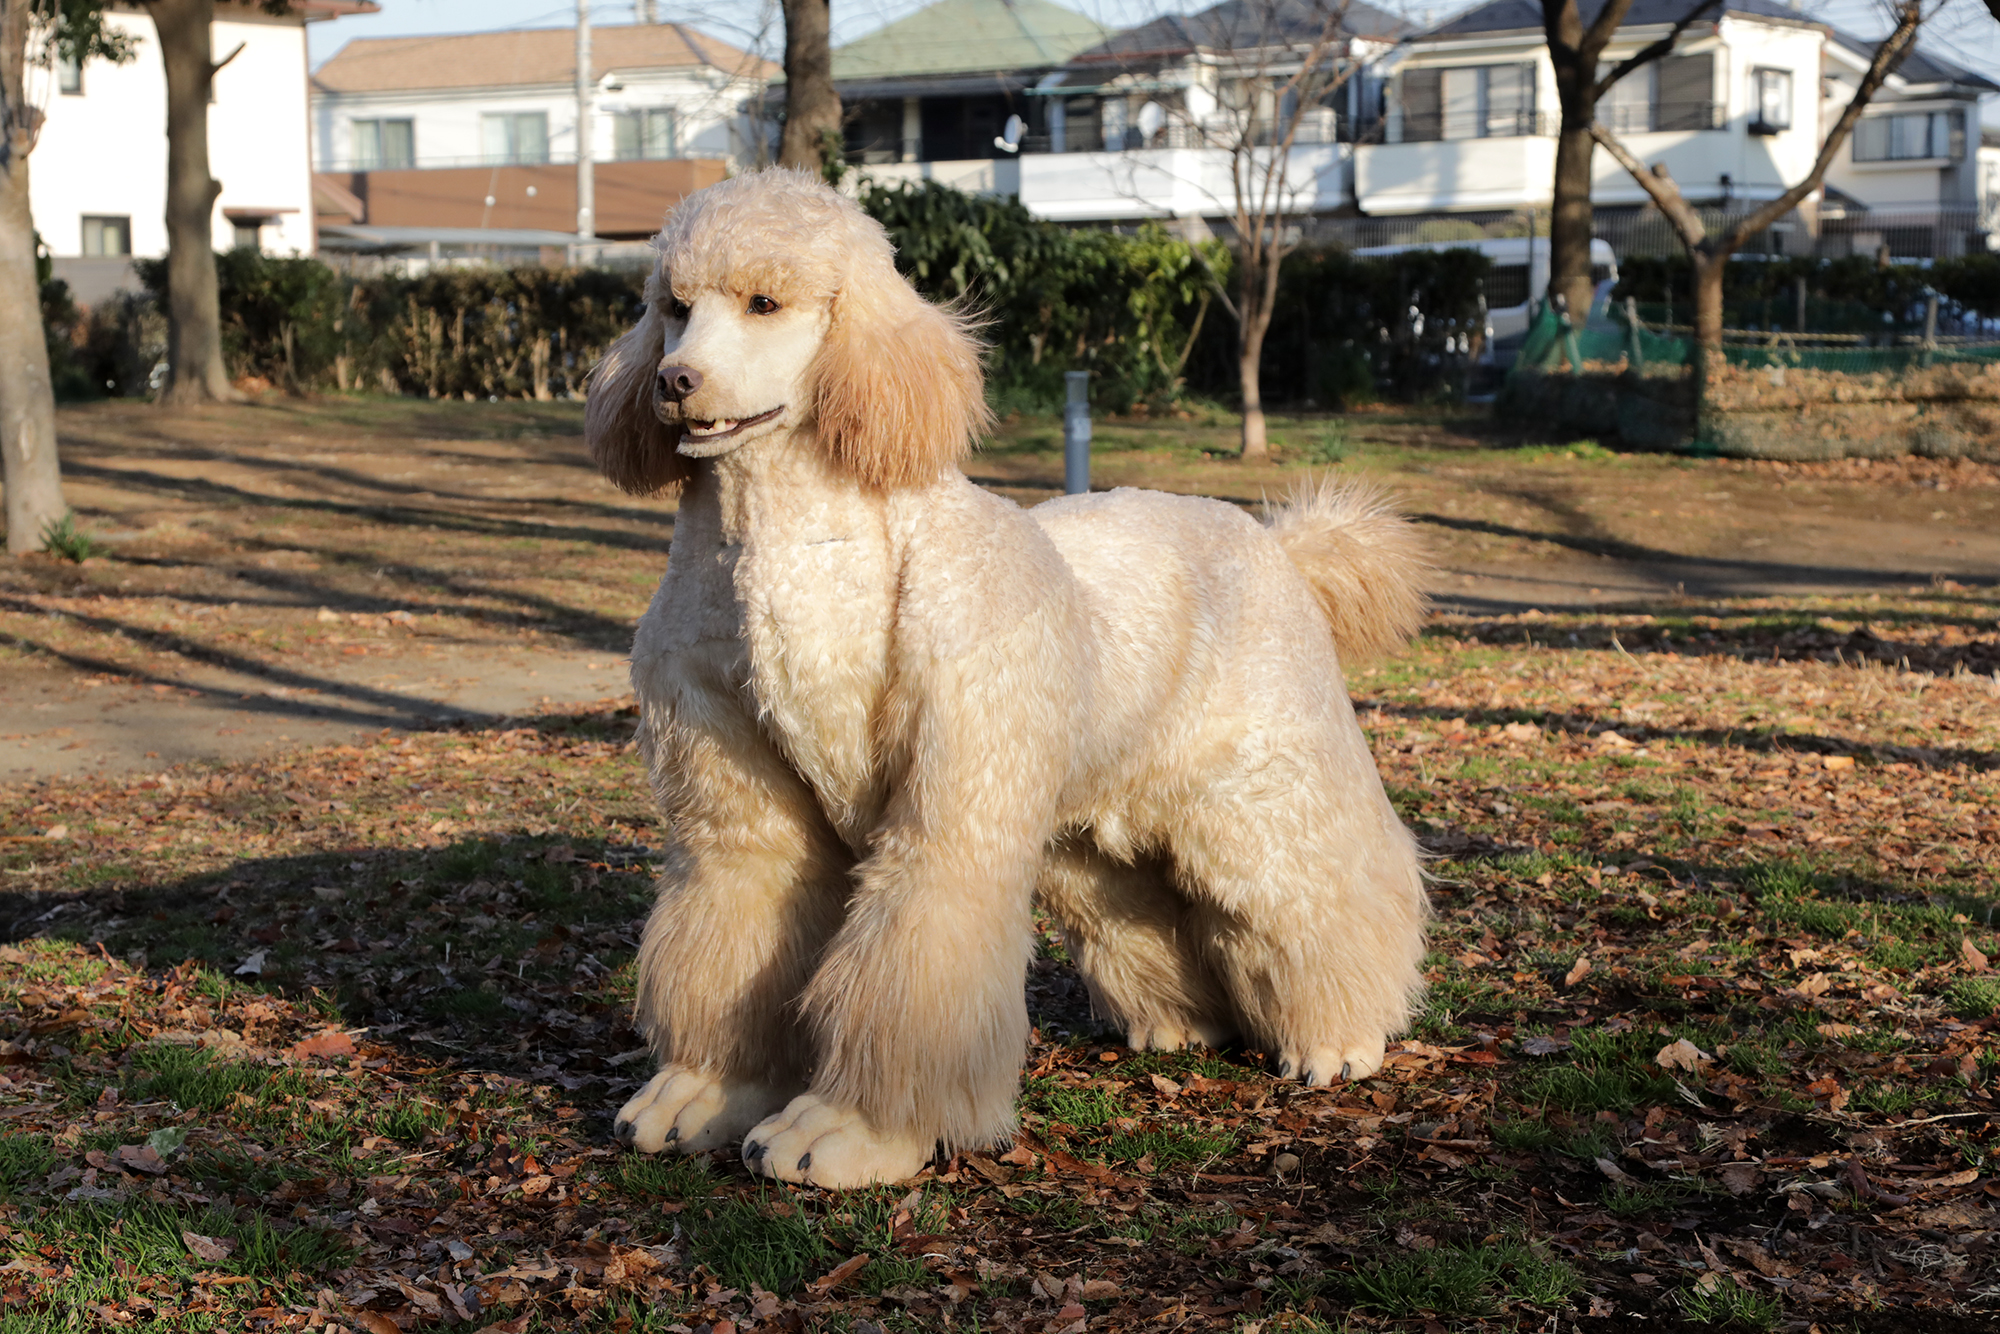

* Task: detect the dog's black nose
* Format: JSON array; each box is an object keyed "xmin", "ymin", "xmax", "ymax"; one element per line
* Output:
[{"xmin": 658, "ymin": 365, "xmax": 703, "ymax": 402}]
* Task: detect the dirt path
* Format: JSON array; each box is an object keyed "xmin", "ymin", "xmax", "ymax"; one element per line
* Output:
[{"xmin": 6, "ymin": 398, "xmax": 1994, "ymax": 781}]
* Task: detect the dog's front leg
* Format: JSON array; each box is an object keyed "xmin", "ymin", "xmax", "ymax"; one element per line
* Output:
[
  {"xmin": 614, "ymin": 708, "xmax": 851, "ymax": 1153},
  {"xmin": 741, "ymin": 692, "xmax": 1070, "ymax": 1188}
]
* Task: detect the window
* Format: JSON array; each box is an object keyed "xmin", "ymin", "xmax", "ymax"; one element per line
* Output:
[
  {"xmin": 351, "ymin": 118, "xmax": 415, "ymax": 169},
  {"xmin": 80, "ymin": 216, "xmax": 131, "ymax": 256},
  {"xmin": 231, "ymin": 220, "xmax": 262, "ymax": 251},
  {"xmin": 1398, "ymin": 64, "xmax": 1535, "ymax": 142},
  {"xmin": 1751, "ymin": 68, "xmax": 1792, "ymax": 134},
  {"xmin": 1854, "ymin": 110, "xmax": 1965, "ymax": 162},
  {"xmin": 481, "ymin": 111, "xmax": 550, "ymax": 164},
  {"xmin": 1654, "ymin": 53, "xmax": 1716, "ymax": 132},
  {"xmin": 57, "ymin": 50, "xmax": 82, "ymax": 95},
  {"xmin": 613, "ymin": 107, "xmax": 676, "ymax": 160},
  {"xmin": 1597, "ymin": 63, "xmax": 1653, "ymax": 134}
]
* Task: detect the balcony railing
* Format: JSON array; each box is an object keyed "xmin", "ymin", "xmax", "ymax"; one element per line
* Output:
[
  {"xmin": 1597, "ymin": 101, "xmax": 1727, "ymax": 135},
  {"xmin": 863, "ymin": 114, "xmax": 1351, "ymax": 162},
  {"xmin": 1388, "ymin": 110, "xmax": 1553, "ymax": 143},
  {"xmin": 317, "ymin": 150, "xmax": 691, "ymax": 172}
]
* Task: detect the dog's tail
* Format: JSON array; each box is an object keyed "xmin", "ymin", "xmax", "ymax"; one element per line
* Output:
[{"xmin": 1265, "ymin": 478, "xmax": 1429, "ymax": 665}]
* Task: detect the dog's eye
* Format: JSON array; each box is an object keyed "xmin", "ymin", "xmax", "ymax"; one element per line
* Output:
[
  {"xmin": 747, "ymin": 295, "xmax": 780, "ymax": 315},
  {"xmin": 667, "ymin": 297, "xmax": 690, "ymax": 321}
]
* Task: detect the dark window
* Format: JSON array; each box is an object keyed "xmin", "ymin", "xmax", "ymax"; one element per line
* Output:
[
  {"xmin": 1751, "ymin": 68, "xmax": 1792, "ymax": 134},
  {"xmin": 481, "ymin": 112, "xmax": 549, "ymax": 164},
  {"xmin": 1654, "ymin": 54, "xmax": 1716, "ymax": 132},
  {"xmin": 81, "ymin": 215, "xmax": 131, "ymax": 256},
  {"xmin": 353, "ymin": 118, "xmax": 415, "ymax": 169},
  {"xmin": 614, "ymin": 108, "xmax": 676, "ymax": 160},
  {"xmin": 1854, "ymin": 110, "xmax": 1963, "ymax": 162},
  {"xmin": 1396, "ymin": 65, "xmax": 1534, "ymax": 142},
  {"xmin": 58, "ymin": 51, "xmax": 82, "ymax": 95}
]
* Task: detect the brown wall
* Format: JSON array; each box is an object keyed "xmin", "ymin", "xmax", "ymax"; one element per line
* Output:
[{"xmin": 316, "ymin": 159, "xmax": 730, "ymax": 238}]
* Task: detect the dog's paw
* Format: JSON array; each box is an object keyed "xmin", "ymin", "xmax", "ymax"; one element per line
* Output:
[
  {"xmin": 613, "ymin": 1066, "xmax": 791, "ymax": 1154},
  {"xmin": 1277, "ymin": 1038, "xmax": 1386, "ymax": 1086},
  {"xmin": 740, "ymin": 1094, "xmax": 934, "ymax": 1189}
]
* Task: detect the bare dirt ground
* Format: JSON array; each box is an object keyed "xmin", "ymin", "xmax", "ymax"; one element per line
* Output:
[{"xmin": 6, "ymin": 397, "xmax": 1995, "ymax": 781}]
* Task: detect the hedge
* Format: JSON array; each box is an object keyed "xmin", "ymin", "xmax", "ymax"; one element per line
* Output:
[{"xmin": 46, "ymin": 181, "xmax": 1496, "ymax": 412}]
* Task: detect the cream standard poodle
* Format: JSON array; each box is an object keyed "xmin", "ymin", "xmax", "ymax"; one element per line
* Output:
[{"xmin": 589, "ymin": 170, "xmax": 1430, "ymax": 1189}]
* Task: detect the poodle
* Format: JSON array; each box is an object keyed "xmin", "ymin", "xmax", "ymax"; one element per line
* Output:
[{"xmin": 588, "ymin": 169, "xmax": 1431, "ymax": 1189}]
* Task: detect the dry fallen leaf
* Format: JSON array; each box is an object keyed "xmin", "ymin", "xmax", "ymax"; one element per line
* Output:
[
  {"xmin": 290, "ymin": 1029, "xmax": 356, "ymax": 1061},
  {"xmin": 352, "ymin": 1314, "xmax": 404, "ymax": 1334},
  {"xmin": 181, "ymin": 1231, "xmax": 235, "ymax": 1262},
  {"xmin": 1655, "ymin": 1039, "xmax": 1708, "ymax": 1073},
  {"xmin": 1963, "ymin": 938, "xmax": 1991, "ymax": 974},
  {"xmin": 1562, "ymin": 955, "xmax": 1591, "ymax": 987}
]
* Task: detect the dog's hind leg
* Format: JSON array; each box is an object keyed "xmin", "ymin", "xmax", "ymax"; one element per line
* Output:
[
  {"xmin": 615, "ymin": 705, "xmax": 851, "ymax": 1154},
  {"xmin": 1036, "ymin": 839, "xmax": 1236, "ymax": 1053},
  {"xmin": 1167, "ymin": 752, "xmax": 1428, "ymax": 1086}
]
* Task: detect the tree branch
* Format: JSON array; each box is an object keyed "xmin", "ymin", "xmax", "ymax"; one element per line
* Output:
[
  {"xmin": 1590, "ymin": 122, "xmax": 1706, "ymax": 247},
  {"xmin": 1722, "ymin": 0, "xmax": 1923, "ymax": 247},
  {"xmin": 212, "ymin": 40, "xmax": 246, "ymax": 75},
  {"xmin": 1578, "ymin": 0, "xmax": 1639, "ymax": 60},
  {"xmin": 1591, "ymin": 0, "xmax": 1723, "ymax": 103}
]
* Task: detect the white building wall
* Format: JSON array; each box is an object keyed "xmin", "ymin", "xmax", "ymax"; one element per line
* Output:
[
  {"xmin": 311, "ymin": 69, "xmax": 753, "ymax": 171},
  {"xmin": 33, "ymin": 10, "xmax": 317, "ymax": 258},
  {"xmin": 1359, "ymin": 20, "xmax": 1829, "ymax": 214}
]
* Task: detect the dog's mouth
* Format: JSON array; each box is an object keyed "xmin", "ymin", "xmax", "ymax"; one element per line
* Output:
[{"xmin": 677, "ymin": 406, "xmax": 784, "ymax": 445}]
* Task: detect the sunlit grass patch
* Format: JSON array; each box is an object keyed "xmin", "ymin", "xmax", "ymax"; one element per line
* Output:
[
  {"xmin": 1344, "ymin": 1237, "xmax": 1578, "ymax": 1318},
  {"xmin": 1104, "ymin": 1124, "xmax": 1241, "ymax": 1168}
]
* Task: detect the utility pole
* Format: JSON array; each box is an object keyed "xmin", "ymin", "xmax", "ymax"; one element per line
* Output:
[
  {"xmin": 638, "ymin": 0, "xmax": 657, "ymax": 19},
  {"xmin": 575, "ymin": 0, "xmax": 594, "ymax": 244}
]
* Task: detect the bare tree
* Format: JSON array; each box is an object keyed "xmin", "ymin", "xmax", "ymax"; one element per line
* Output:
[
  {"xmin": 0, "ymin": 1, "xmax": 128, "ymax": 553},
  {"xmin": 776, "ymin": 0, "xmax": 838, "ymax": 173},
  {"xmin": 1591, "ymin": 0, "xmax": 1925, "ymax": 381},
  {"xmin": 1541, "ymin": 0, "xmax": 1720, "ymax": 320},
  {"xmin": 1101, "ymin": 0, "xmax": 1368, "ymax": 458}
]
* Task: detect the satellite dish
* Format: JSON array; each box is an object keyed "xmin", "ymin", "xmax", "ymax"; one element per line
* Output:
[
  {"xmin": 1137, "ymin": 101, "xmax": 1165, "ymax": 141},
  {"xmin": 994, "ymin": 113, "xmax": 1025, "ymax": 153}
]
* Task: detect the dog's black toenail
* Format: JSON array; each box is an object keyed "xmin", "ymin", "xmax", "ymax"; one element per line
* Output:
[
  {"xmin": 664, "ymin": 1127, "xmax": 679, "ymax": 1144},
  {"xmin": 797, "ymin": 1153, "xmax": 812, "ymax": 1172},
  {"xmin": 745, "ymin": 1141, "xmax": 766, "ymax": 1162},
  {"xmin": 613, "ymin": 1119, "xmax": 634, "ymax": 1146},
  {"xmin": 1279, "ymin": 1059, "xmax": 1294, "ymax": 1079},
  {"xmin": 1340, "ymin": 1061, "xmax": 1353, "ymax": 1081}
]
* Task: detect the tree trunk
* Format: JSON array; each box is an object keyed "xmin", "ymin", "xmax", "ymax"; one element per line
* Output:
[
  {"xmin": 1549, "ymin": 117, "xmax": 1598, "ymax": 321},
  {"xmin": 1689, "ymin": 247, "xmax": 1726, "ymax": 435},
  {"xmin": 1236, "ymin": 240, "xmax": 1283, "ymax": 460},
  {"xmin": 0, "ymin": 1, "xmax": 67, "ymax": 554},
  {"xmin": 152, "ymin": 0, "xmax": 238, "ymax": 404},
  {"xmin": 777, "ymin": 0, "xmax": 840, "ymax": 176}
]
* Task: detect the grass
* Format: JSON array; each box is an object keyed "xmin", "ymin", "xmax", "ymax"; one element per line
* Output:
[
  {"xmin": 1677, "ymin": 1279, "xmax": 1783, "ymax": 1329},
  {"xmin": 2, "ymin": 400, "xmax": 1996, "ymax": 1331},
  {"xmin": 38, "ymin": 510, "xmax": 107, "ymax": 563},
  {"xmin": 1343, "ymin": 1238, "xmax": 1579, "ymax": 1318}
]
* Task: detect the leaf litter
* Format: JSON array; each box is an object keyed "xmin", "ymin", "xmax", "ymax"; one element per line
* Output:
[{"xmin": 0, "ymin": 585, "xmax": 1995, "ymax": 1329}]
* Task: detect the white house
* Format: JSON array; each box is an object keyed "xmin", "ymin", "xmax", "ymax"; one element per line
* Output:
[
  {"xmin": 1357, "ymin": 0, "xmax": 1829, "ymax": 217},
  {"xmin": 828, "ymin": 0, "xmax": 1409, "ymax": 231},
  {"xmin": 1820, "ymin": 31, "xmax": 1998, "ymax": 254},
  {"xmin": 1353, "ymin": 0, "xmax": 1995, "ymax": 257},
  {"xmin": 307, "ymin": 22, "xmax": 772, "ymax": 248},
  {"xmin": 34, "ymin": 0, "xmax": 375, "ymax": 301}
]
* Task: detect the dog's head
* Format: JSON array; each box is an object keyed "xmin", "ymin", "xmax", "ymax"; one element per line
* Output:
[{"xmin": 586, "ymin": 170, "xmax": 991, "ymax": 494}]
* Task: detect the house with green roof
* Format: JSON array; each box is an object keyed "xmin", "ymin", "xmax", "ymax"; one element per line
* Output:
[{"xmin": 819, "ymin": 0, "xmax": 1109, "ymax": 166}]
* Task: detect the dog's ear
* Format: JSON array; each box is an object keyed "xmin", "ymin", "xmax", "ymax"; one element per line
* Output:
[
  {"xmin": 811, "ymin": 260, "xmax": 990, "ymax": 489},
  {"xmin": 586, "ymin": 285, "xmax": 690, "ymax": 495}
]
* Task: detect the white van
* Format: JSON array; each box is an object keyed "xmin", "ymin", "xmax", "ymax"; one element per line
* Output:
[{"xmin": 1352, "ymin": 237, "xmax": 1620, "ymax": 340}]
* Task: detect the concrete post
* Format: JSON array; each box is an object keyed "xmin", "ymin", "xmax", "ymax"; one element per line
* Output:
[
  {"xmin": 576, "ymin": 0, "xmax": 595, "ymax": 243},
  {"xmin": 1063, "ymin": 371, "xmax": 1091, "ymax": 496}
]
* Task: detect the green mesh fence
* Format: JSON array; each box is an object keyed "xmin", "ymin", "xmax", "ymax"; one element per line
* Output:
[{"xmin": 1510, "ymin": 301, "xmax": 2000, "ymax": 377}]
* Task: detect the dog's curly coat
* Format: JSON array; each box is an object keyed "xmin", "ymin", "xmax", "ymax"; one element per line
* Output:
[{"xmin": 589, "ymin": 170, "xmax": 1431, "ymax": 1188}]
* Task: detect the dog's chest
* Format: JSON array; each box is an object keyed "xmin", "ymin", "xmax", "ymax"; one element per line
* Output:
[{"xmin": 732, "ymin": 503, "xmax": 898, "ymax": 844}]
